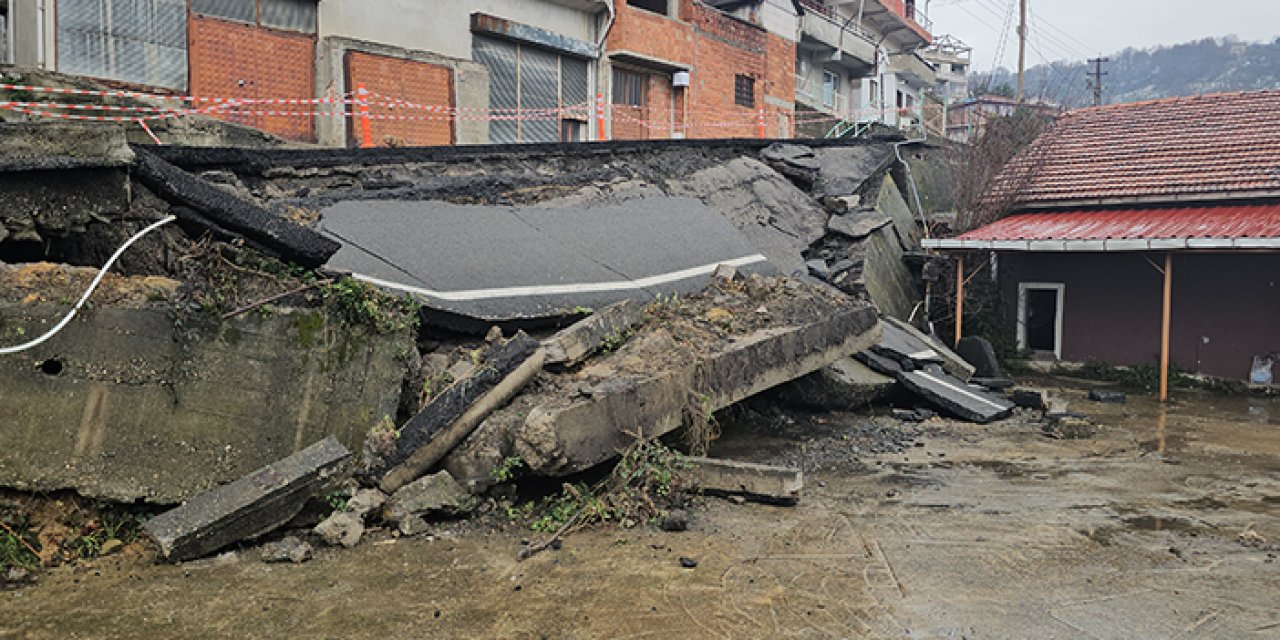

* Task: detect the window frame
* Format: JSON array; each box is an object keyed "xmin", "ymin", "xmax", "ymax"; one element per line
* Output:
[
  {"xmin": 734, "ymin": 74, "xmax": 755, "ymax": 109},
  {"xmin": 612, "ymin": 67, "xmax": 648, "ymax": 108}
]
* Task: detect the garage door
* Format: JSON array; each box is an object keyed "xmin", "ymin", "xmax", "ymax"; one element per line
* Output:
[{"xmin": 472, "ymin": 35, "xmax": 590, "ymax": 144}]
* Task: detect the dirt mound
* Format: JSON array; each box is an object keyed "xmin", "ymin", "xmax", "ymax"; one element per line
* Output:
[{"xmin": 0, "ymin": 262, "xmax": 179, "ymax": 307}]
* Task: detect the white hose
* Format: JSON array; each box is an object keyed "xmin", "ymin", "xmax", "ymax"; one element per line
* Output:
[{"xmin": 0, "ymin": 215, "xmax": 176, "ymax": 355}]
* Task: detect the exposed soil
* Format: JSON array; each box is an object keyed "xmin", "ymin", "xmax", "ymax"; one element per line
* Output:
[{"xmin": 2, "ymin": 377, "xmax": 1277, "ymax": 638}]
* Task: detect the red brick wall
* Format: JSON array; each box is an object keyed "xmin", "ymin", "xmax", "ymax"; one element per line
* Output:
[
  {"xmin": 345, "ymin": 52, "xmax": 454, "ymax": 147},
  {"xmin": 606, "ymin": 0, "xmax": 795, "ymax": 139},
  {"xmin": 188, "ymin": 16, "xmax": 316, "ymax": 142}
]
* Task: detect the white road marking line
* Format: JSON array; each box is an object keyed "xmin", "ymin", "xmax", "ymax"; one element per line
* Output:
[
  {"xmin": 351, "ymin": 254, "xmax": 769, "ymax": 302},
  {"xmin": 915, "ymin": 370, "xmax": 1010, "ymax": 411}
]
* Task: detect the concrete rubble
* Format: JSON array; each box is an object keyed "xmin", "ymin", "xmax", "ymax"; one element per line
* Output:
[
  {"xmin": 143, "ymin": 437, "xmax": 350, "ymax": 562},
  {"xmin": 0, "ymin": 127, "xmax": 1048, "ymax": 563},
  {"xmin": 687, "ymin": 457, "xmax": 804, "ymax": 504}
]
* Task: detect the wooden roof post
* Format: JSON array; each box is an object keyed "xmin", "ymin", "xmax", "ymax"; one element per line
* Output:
[
  {"xmin": 1159, "ymin": 253, "xmax": 1172, "ymax": 402},
  {"xmin": 954, "ymin": 255, "xmax": 965, "ymax": 348}
]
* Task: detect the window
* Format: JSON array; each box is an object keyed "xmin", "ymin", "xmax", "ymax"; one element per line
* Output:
[
  {"xmin": 58, "ymin": 0, "xmax": 188, "ymax": 89},
  {"xmin": 734, "ymin": 74, "xmax": 755, "ymax": 108},
  {"xmin": 821, "ymin": 70, "xmax": 838, "ymax": 107},
  {"xmin": 192, "ymin": 0, "xmax": 317, "ymax": 34},
  {"xmin": 953, "ymin": 63, "xmax": 966, "ymax": 75},
  {"xmin": 628, "ymin": 0, "xmax": 669, "ymax": 15},
  {"xmin": 1017, "ymin": 283, "xmax": 1065, "ymax": 358},
  {"xmin": 612, "ymin": 68, "xmax": 648, "ymax": 107}
]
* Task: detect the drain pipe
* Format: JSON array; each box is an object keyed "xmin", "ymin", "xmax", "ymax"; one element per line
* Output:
[
  {"xmin": 0, "ymin": 215, "xmax": 176, "ymax": 355},
  {"xmin": 893, "ymin": 132, "xmax": 930, "ymax": 237}
]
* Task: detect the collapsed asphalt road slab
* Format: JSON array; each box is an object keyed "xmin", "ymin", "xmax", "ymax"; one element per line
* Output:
[
  {"xmin": 144, "ymin": 437, "xmax": 350, "ymax": 562},
  {"xmin": 443, "ymin": 275, "xmax": 880, "ymax": 485},
  {"xmin": 897, "ymin": 366, "xmax": 1014, "ymax": 423},
  {"xmin": 316, "ymin": 197, "xmax": 773, "ymax": 324}
]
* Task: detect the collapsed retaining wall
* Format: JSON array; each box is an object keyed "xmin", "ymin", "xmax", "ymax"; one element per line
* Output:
[{"xmin": 0, "ymin": 267, "xmax": 409, "ymax": 504}]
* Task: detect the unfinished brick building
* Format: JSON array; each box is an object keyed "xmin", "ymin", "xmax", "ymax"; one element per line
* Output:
[{"xmin": 606, "ymin": 0, "xmax": 796, "ymax": 139}]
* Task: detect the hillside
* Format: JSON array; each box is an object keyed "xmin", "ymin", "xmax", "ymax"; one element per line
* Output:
[{"xmin": 971, "ymin": 36, "xmax": 1280, "ymax": 107}]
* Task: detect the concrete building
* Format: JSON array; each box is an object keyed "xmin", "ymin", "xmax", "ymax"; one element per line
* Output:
[
  {"xmin": 2, "ymin": 1, "xmax": 612, "ymax": 146},
  {"xmin": 316, "ymin": 0, "xmax": 612, "ymax": 146},
  {"xmin": 922, "ymin": 34, "xmax": 970, "ymax": 104},
  {"xmin": 602, "ymin": 0, "xmax": 796, "ymax": 140},
  {"xmin": 792, "ymin": 0, "xmax": 935, "ymax": 137}
]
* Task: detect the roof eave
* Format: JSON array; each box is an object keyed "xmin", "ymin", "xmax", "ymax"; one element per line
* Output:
[{"xmin": 1013, "ymin": 189, "xmax": 1280, "ymax": 211}]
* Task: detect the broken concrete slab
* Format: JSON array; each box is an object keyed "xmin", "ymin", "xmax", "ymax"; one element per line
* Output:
[
  {"xmin": 811, "ymin": 146, "xmax": 898, "ymax": 198},
  {"xmin": 0, "ymin": 302, "xmax": 407, "ymax": 504},
  {"xmin": 0, "ymin": 122, "xmax": 134, "ymax": 172},
  {"xmin": 373, "ymin": 333, "xmax": 539, "ymax": 490},
  {"xmin": 387, "ymin": 471, "xmax": 479, "ymax": 516},
  {"xmin": 131, "ymin": 146, "xmax": 339, "ymax": 268},
  {"xmin": 897, "ymin": 366, "xmax": 1014, "ymax": 423},
  {"xmin": 827, "ymin": 211, "xmax": 893, "ymax": 240},
  {"xmin": 499, "ymin": 303, "xmax": 880, "ymax": 476},
  {"xmin": 144, "ymin": 437, "xmax": 350, "ymax": 562},
  {"xmin": 882, "ymin": 317, "xmax": 975, "ymax": 382},
  {"xmin": 544, "ymin": 300, "xmax": 647, "ymax": 368},
  {"xmin": 687, "ymin": 457, "xmax": 803, "ymax": 504},
  {"xmin": 774, "ymin": 355, "xmax": 894, "ymax": 411}
]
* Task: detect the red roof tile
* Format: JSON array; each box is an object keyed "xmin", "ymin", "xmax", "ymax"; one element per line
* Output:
[
  {"xmin": 957, "ymin": 204, "xmax": 1280, "ymax": 242},
  {"xmin": 989, "ymin": 90, "xmax": 1280, "ymax": 207}
]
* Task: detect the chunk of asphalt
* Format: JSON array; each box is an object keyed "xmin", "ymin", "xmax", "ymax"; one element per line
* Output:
[
  {"xmin": 144, "ymin": 436, "xmax": 350, "ymax": 562},
  {"xmin": 130, "ymin": 145, "xmax": 339, "ymax": 268},
  {"xmin": 1088, "ymin": 389, "xmax": 1127, "ymax": 404},
  {"xmin": 897, "ymin": 366, "xmax": 1014, "ymax": 423},
  {"xmin": 376, "ymin": 332, "xmax": 540, "ymax": 479}
]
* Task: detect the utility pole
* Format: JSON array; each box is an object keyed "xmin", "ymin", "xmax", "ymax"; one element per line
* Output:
[
  {"xmin": 1087, "ymin": 57, "xmax": 1109, "ymax": 106},
  {"xmin": 1016, "ymin": 0, "xmax": 1027, "ymax": 103}
]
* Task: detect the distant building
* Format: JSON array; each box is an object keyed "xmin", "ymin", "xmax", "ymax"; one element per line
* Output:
[
  {"xmin": 922, "ymin": 34, "xmax": 970, "ymax": 104},
  {"xmin": 925, "ymin": 90, "xmax": 1280, "ymax": 383},
  {"xmin": 946, "ymin": 94, "xmax": 1059, "ymax": 143}
]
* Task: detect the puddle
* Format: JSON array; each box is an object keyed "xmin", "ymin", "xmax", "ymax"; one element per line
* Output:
[{"xmin": 1121, "ymin": 515, "xmax": 1197, "ymax": 532}]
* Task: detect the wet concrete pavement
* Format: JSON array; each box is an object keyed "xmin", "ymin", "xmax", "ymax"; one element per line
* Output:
[{"xmin": 2, "ymin": 380, "xmax": 1277, "ymax": 638}]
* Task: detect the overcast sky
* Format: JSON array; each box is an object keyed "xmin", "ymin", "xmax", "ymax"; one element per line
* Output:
[{"xmin": 927, "ymin": 0, "xmax": 1280, "ymax": 72}]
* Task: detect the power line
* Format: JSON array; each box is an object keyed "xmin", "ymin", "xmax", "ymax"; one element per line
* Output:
[{"xmin": 1026, "ymin": 1, "xmax": 1101, "ymax": 57}]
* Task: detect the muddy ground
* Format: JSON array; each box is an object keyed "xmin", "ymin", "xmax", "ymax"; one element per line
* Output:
[{"xmin": 2, "ymin": 377, "xmax": 1277, "ymax": 639}]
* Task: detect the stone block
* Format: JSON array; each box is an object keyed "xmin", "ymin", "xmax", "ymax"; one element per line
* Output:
[
  {"xmin": 687, "ymin": 457, "xmax": 803, "ymax": 504},
  {"xmin": 144, "ymin": 437, "xmax": 350, "ymax": 562}
]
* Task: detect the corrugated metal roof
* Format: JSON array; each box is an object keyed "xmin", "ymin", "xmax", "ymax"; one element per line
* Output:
[{"xmin": 958, "ymin": 204, "xmax": 1280, "ymax": 242}]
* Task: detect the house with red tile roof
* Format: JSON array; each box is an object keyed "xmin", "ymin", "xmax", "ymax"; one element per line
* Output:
[{"xmin": 924, "ymin": 90, "xmax": 1280, "ymax": 391}]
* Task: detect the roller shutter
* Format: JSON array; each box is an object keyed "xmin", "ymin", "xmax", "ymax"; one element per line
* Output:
[{"xmin": 472, "ymin": 34, "xmax": 591, "ymax": 144}]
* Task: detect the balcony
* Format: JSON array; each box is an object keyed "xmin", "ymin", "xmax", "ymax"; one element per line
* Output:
[
  {"xmin": 798, "ymin": 5, "xmax": 877, "ymax": 73},
  {"xmin": 888, "ymin": 51, "xmax": 936, "ymax": 86}
]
